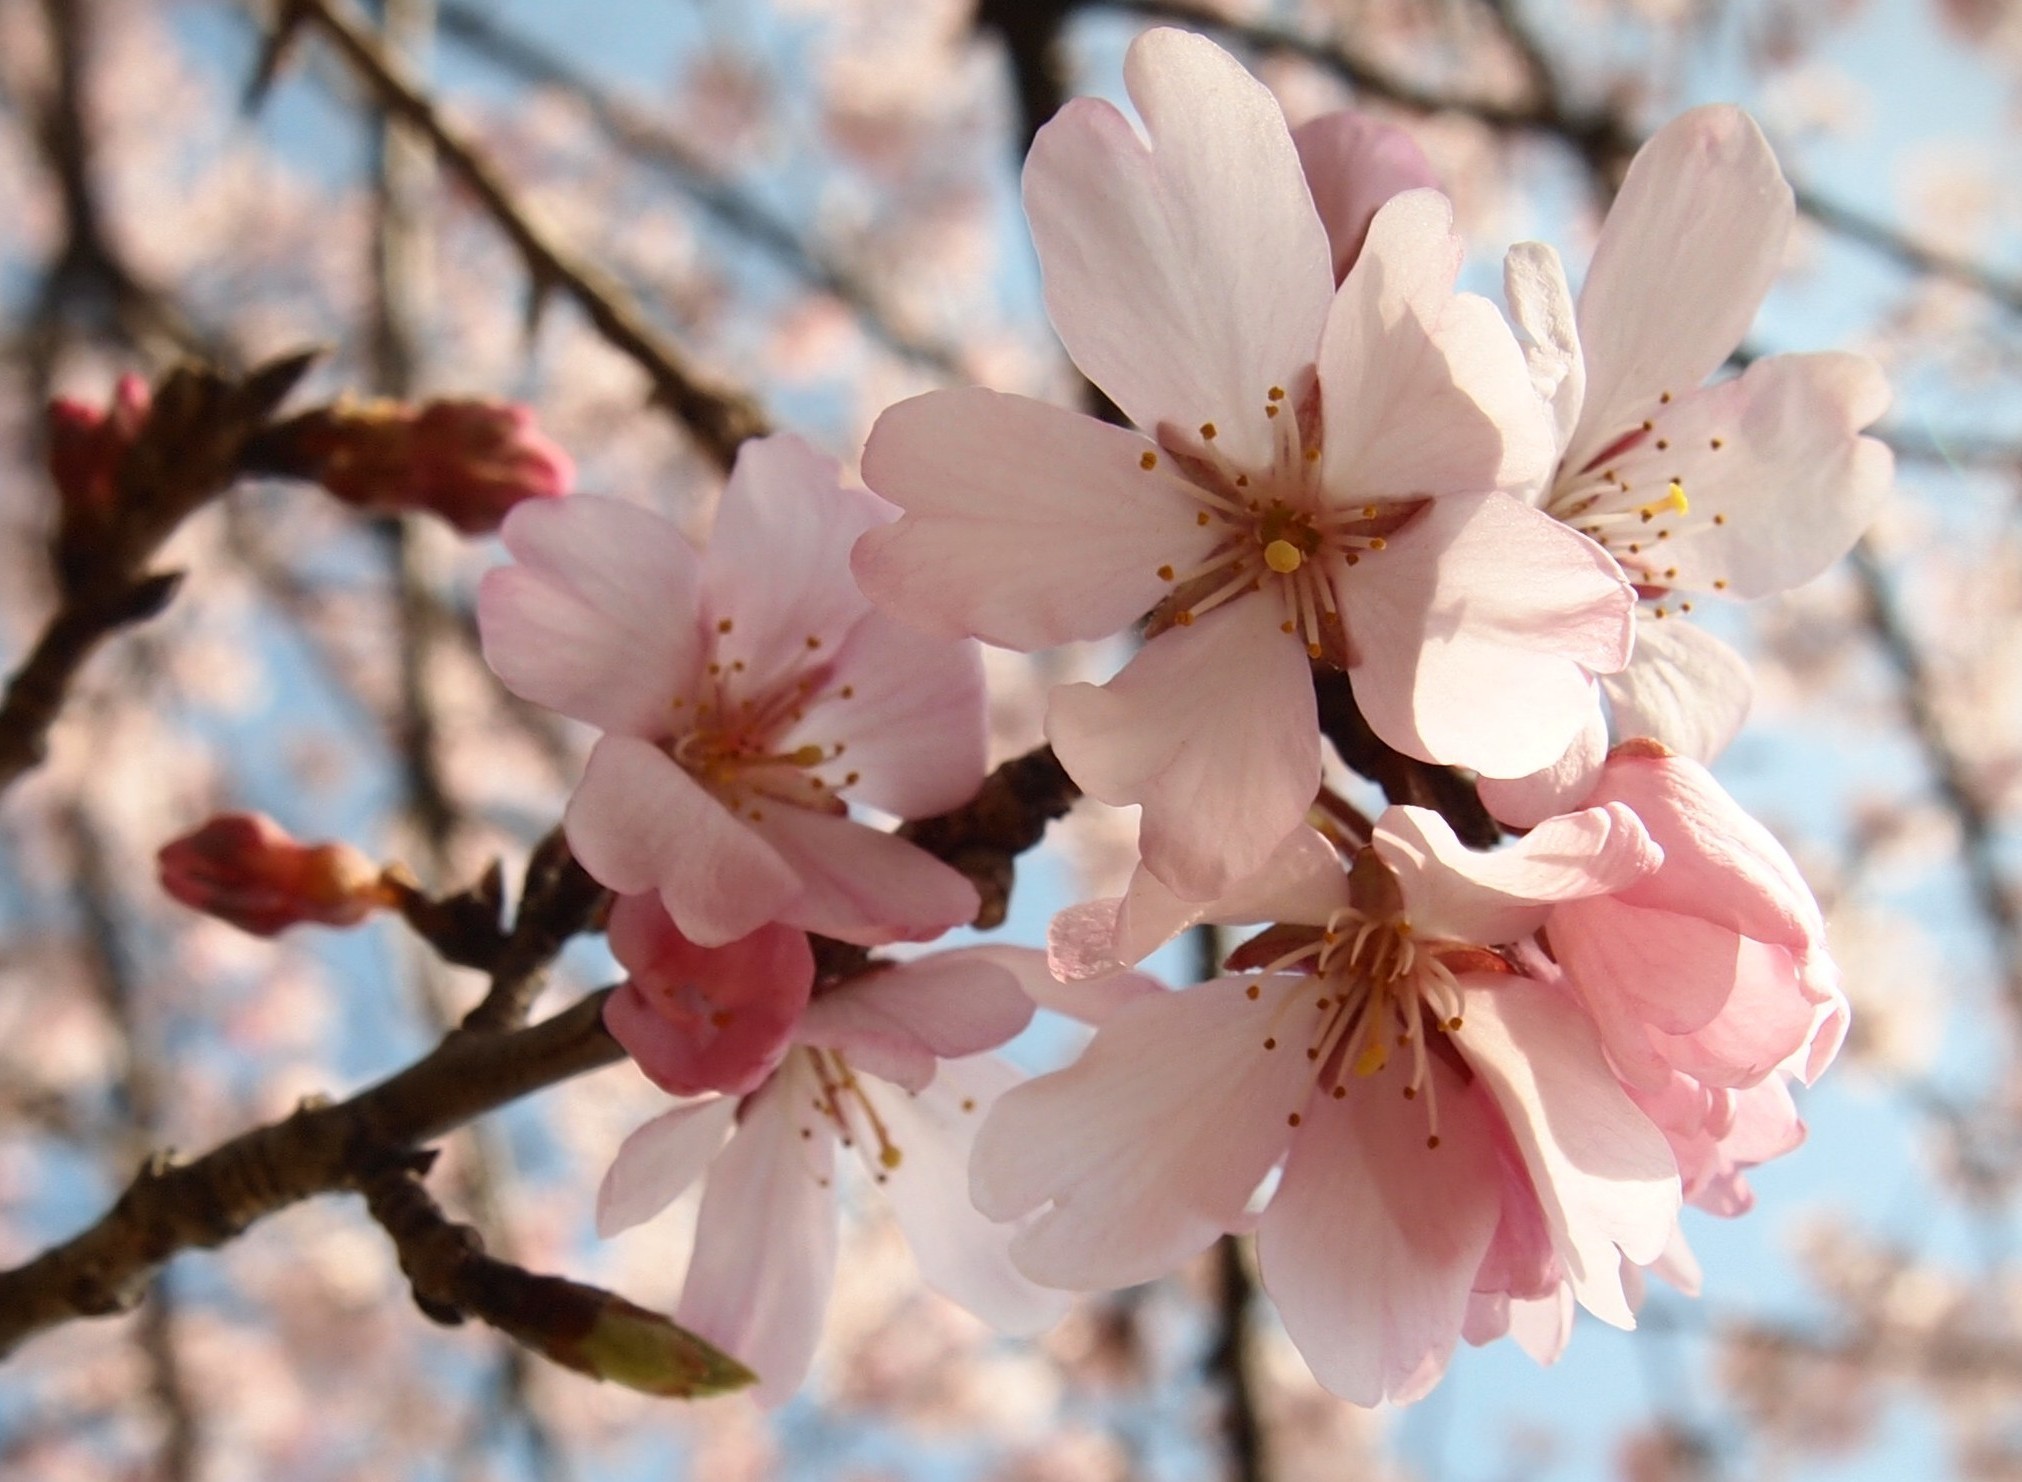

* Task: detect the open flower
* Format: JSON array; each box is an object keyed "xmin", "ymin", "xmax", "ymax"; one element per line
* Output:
[
  {"xmin": 853, "ymin": 28, "xmax": 1633, "ymax": 901},
  {"xmin": 977, "ymin": 805, "xmax": 1679, "ymax": 1404},
  {"xmin": 596, "ymin": 948, "xmax": 1067, "ymax": 1404},
  {"xmin": 478, "ymin": 433, "xmax": 985, "ymax": 947},
  {"xmin": 1487, "ymin": 106, "xmax": 1892, "ymax": 821}
]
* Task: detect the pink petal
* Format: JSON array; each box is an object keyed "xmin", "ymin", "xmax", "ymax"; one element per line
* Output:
[
  {"xmin": 675, "ymin": 1065, "xmax": 840, "ymax": 1406},
  {"xmin": 797, "ymin": 949, "xmax": 1034, "ymax": 1091},
  {"xmin": 1504, "ymin": 241, "xmax": 1584, "ymax": 451},
  {"xmin": 1477, "ymin": 704, "xmax": 1608, "ymax": 829},
  {"xmin": 602, "ymin": 894, "xmax": 813, "ymax": 1097},
  {"xmin": 1341, "ymin": 492, "xmax": 1634, "ymax": 778},
  {"xmin": 1319, "ymin": 190, "xmax": 1556, "ymax": 499},
  {"xmin": 1457, "ymin": 978, "xmax": 1681, "ymax": 1328},
  {"xmin": 854, "ymin": 389, "xmax": 1217, "ymax": 650},
  {"xmin": 745, "ymin": 804, "xmax": 979, "ymax": 946},
  {"xmin": 1653, "ymin": 937, "xmax": 1815, "ymax": 1089},
  {"xmin": 1606, "ymin": 352, "xmax": 1893, "ymax": 600},
  {"xmin": 1571, "ymin": 106, "xmax": 1792, "ymax": 467},
  {"xmin": 1600, "ymin": 620, "xmax": 1754, "ymax": 765},
  {"xmin": 702, "ymin": 433, "xmax": 886, "ymax": 701},
  {"xmin": 479, "ymin": 495, "xmax": 703, "ymax": 736},
  {"xmin": 1024, "ymin": 28, "xmax": 1334, "ymax": 470},
  {"xmin": 1373, "ymin": 802, "xmax": 1659, "ymax": 946},
  {"xmin": 1046, "ymin": 597, "xmax": 1321, "ymax": 901},
  {"xmin": 866, "ymin": 1057, "xmax": 1072, "ymax": 1335},
  {"xmin": 790, "ymin": 609, "xmax": 985, "ymax": 820},
  {"xmin": 1506, "ymin": 1288, "xmax": 1576, "ymax": 1365},
  {"xmin": 973, "ymin": 975, "xmax": 1322, "ymax": 1289},
  {"xmin": 1256, "ymin": 1057, "xmax": 1500, "ymax": 1405},
  {"xmin": 564, "ymin": 736, "xmax": 802, "ymax": 946},
  {"xmin": 1551, "ymin": 895, "xmax": 1746, "ymax": 1039},
  {"xmin": 1291, "ymin": 109, "xmax": 1440, "ymax": 284},
  {"xmin": 595, "ymin": 1095, "xmax": 738, "ymax": 1237},
  {"xmin": 1592, "ymin": 749, "xmax": 1821, "ymax": 948}
]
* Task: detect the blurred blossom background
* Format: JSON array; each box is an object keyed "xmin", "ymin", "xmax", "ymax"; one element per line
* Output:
[{"xmin": 0, "ymin": 0, "xmax": 2018, "ymax": 1477}]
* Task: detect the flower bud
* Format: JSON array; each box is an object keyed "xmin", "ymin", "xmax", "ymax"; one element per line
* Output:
[
  {"xmin": 158, "ymin": 813, "xmax": 390, "ymax": 936},
  {"xmin": 47, "ymin": 374, "xmax": 151, "ymax": 524},
  {"xmin": 602, "ymin": 893, "xmax": 813, "ymax": 1098},
  {"xmin": 286, "ymin": 397, "xmax": 573, "ymax": 534}
]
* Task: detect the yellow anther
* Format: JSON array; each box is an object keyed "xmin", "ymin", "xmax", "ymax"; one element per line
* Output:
[
  {"xmin": 1663, "ymin": 480, "xmax": 1689, "ymax": 514},
  {"xmin": 1264, "ymin": 539, "xmax": 1304, "ymax": 574},
  {"xmin": 786, "ymin": 744, "xmax": 825, "ymax": 767},
  {"xmin": 1367, "ymin": 537, "xmax": 1386, "ymax": 551},
  {"xmin": 1140, "ymin": 451, "xmax": 1158, "ymax": 470},
  {"xmin": 1354, "ymin": 1039, "xmax": 1390, "ymax": 1077},
  {"xmin": 880, "ymin": 1145, "xmax": 903, "ymax": 1170},
  {"xmin": 1199, "ymin": 422, "xmax": 1217, "ymax": 440}
]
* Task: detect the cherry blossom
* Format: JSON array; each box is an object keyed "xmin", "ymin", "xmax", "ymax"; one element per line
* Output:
[
  {"xmin": 595, "ymin": 948, "xmax": 1068, "ymax": 1404},
  {"xmin": 976, "ymin": 804, "xmax": 1680, "ymax": 1403},
  {"xmin": 853, "ymin": 28, "xmax": 1635, "ymax": 900},
  {"xmin": 1540, "ymin": 741, "xmax": 1846, "ymax": 1094},
  {"xmin": 1489, "ymin": 106, "xmax": 1893, "ymax": 820},
  {"xmin": 478, "ymin": 432, "xmax": 986, "ymax": 947},
  {"xmin": 156, "ymin": 812, "xmax": 392, "ymax": 936}
]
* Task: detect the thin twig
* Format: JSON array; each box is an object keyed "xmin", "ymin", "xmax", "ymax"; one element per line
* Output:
[{"xmin": 280, "ymin": 0, "xmax": 769, "ymax": 470}]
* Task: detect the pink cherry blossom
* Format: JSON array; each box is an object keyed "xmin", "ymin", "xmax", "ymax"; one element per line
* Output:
[
  {"xmin": 1541, "ymin": 741, "xmax": 1845, "ymax": 1094},
  {"xmin": 1490, "ymin": 106, "xmax": 1893, "ymax": 819},
  {"xmin": 157, "ymin": 812, "xmax": 391, "ymax": 937},
  {"xmin": 975, "ymin": 803, "xmax": 1680, "ymax": 1404},
  {"xmin": 594, "ymin": 948, "xmax": 1067, "ymax": 1404},
  {"xmin": 478, "ymin": 432, "xmax": 985, "ymax": 947},
  {"xmin": 1291, "ymin": 109, "xmax": 1440, "ymax": 284},
  {"xmin": 853, "ymin": 28, "xmax": 1634, "ymax": 901},
  {"xmin": 600, "ymin": 893, "xmax": 814, "ymax": 1098}
]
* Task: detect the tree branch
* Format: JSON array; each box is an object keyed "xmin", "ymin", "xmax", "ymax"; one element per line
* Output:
[{"xmin": 274, "ymin": 0, "xmax": 769, "ymax": 471}]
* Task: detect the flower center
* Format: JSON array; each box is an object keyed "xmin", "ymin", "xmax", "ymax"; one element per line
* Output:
[
  {"xmin": 804, "ymin": 1048, "xmax": 904, "ymax": 1183},
  {"xmin": 1139, "ymin": 384, "xmax": 1421, "ymax": 665},
  {"xmin": 1546, "ymin": 392, "xmax": 1734, "ymax": 612}
]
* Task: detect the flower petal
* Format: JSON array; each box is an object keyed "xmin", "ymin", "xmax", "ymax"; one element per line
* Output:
[
  {"xmin": 792, "ymin": 609, "xmax": 986, "ymax": 820},
  {"xmin": 596, "ymin": 1095, "xmax": 738, "ymax": 1237},
  {"xmin": 1571, "ymin": 106, "xmax": 1792, "ymax": 465},
  {"xmin": 745, "ymin": 804, "xmax": 979, "ymax": 946},
  {"xmin": 1374, "ymin": 802, "xmax": 1659, "ymax": 946},
  {"xmin": 1291, "ymin": 109, "xmax": 1440, "ymax": 284},
  {"xmin": 798, "ymin": 949, "xmax": 1034, "ymax": 1091},
  {"xmin": 1256, "ymin": 1057, "xmax": 1500, "ymax": 1405},
  {"xmin": 1046, "ymin": 597, "xmax": 1321, "ymax": 901},
  {"xmin": 1504, "ymin": 240, "xmax": 1584, "ymax": 454},
  {"xmin": 1319, "ymin": 191, "xmax": 1553, "ymax": 498},
  {"xmin": 675, "ymin": 1065, "xmax": 840, "ymax": 1406},
  {"xmin": 1024, "ymin": 27, "xmax": 1334, "ymax": 469},
  {"xmin": 1457, "ymin": 978, "xmax": 1681, "ymax": 1328},
  {"xmin": 974, "ymin": 975, "xmax": 1321, "ymax": 1289},
  {"xmin": 702, "ymin": 433, "xmax": 886, "ymax": 700},
  {"xmin": 1601, "ymin": 620, "xmax": 1754, "ymax": 764},
  {"xmin": 1605, "ymin": 353, "xmax": 1893, "ymax": 599},
  {"xmin": 855, "ymin": 389, "xmax": 1216, "ymax": 649},
  {"xmin": 1478, "ymin": 705, "xmax": 1610, "ymax": 830},
  {"xmin": 1341, "ymin": 492, "xmax": 1633, "ymax": 778},
  {"xmin": 866, "ymin": 1057, "xmax": 1073, "ymax": 1335},
  {"xmin": 478, "ymin": 495, "xmax": 702, "ymax": 736},
  {"xmin": 564, "ymin": 736, "xmax": 801, "ymax": 947}
]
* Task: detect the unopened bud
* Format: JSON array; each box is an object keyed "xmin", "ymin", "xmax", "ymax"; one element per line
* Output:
[
  {"xmin": 281, "ymin": 397, "xmax": 573, "ymax": 534},
  {"xmin": 47, "ymin": 374, "xmax": 151, "ymax": 525},
  {"xmin": 157, "ymin": 812, "xmax": 391, "ymax": 936}
]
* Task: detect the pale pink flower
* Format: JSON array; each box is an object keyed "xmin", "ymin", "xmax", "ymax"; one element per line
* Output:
[
  {"xmin": 478, "ymin": 433, "xmax": 985, "ymax": 947},
  {"xmin": 1628, "ymin": 1068, "xmax": 1807, "ymax": 1218},
  {"xmin": 853, "ymin": 28, "xmax": 1634, "ymax": 901},
  {"xmin": 1487, "ymin": 106, "xmax": 1892, "ymax": 822},
  {"xmin": 1540, "ymin": 741, "xmax": 1846, "ymax": 1094},
  {"xmin": 600, "ymin": 893, "xmax": 814, "ymax": 1098},
  {"xmin": 1291, "ymin": 109, "xmax": 1440, "ymax": 284},
  {"xmin": 978, "ymin": 805, "xmax": 1680, "ymax": 1404},
  {"xmin": 596, "ymin": 949, "xmax": 1067, "ymax": 1404}
]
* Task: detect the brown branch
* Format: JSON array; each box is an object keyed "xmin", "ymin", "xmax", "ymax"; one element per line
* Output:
[
  {"xmin": 0, "ymin": 985, "xmax": 626, "ymax": 1358},
  {"xmin": 277, "ymin": 0, "xmax": 769, "ymax": 471},
  {"xmin": 433, "ymin": 1, "xmax": 969, "ymax": 382},
  {"xmin": 0, "ymin": 351, "xmax": 318, "ymax": 798},
  {"xmin": 900, "ymin": 743, "xmax": 1082, "ymax": 929},
  {"xmin": 1313, "ymin": 670, "xmax": 1499, "ymax": 848},
  {"xmin": 1207, "ymin": 1237, "xmax": 1268, "ymax": 1482}
]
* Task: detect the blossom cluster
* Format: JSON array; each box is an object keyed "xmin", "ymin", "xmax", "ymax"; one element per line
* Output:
[{"xmin": 164, "ymin": 25, "xmax": 1886, "ymax": 1409}]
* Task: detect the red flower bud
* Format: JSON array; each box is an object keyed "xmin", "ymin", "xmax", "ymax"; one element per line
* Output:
[
  {"xmin": 296, "ymin": 397, "xmax": 573, "ymax": 534},
  {"xmin": 47, "ymin": 374, "xmax": 151, "ymax": 523},
  {"xmin": 157, "ymin": 813, "xmax": 390, "ymax": 937}
]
